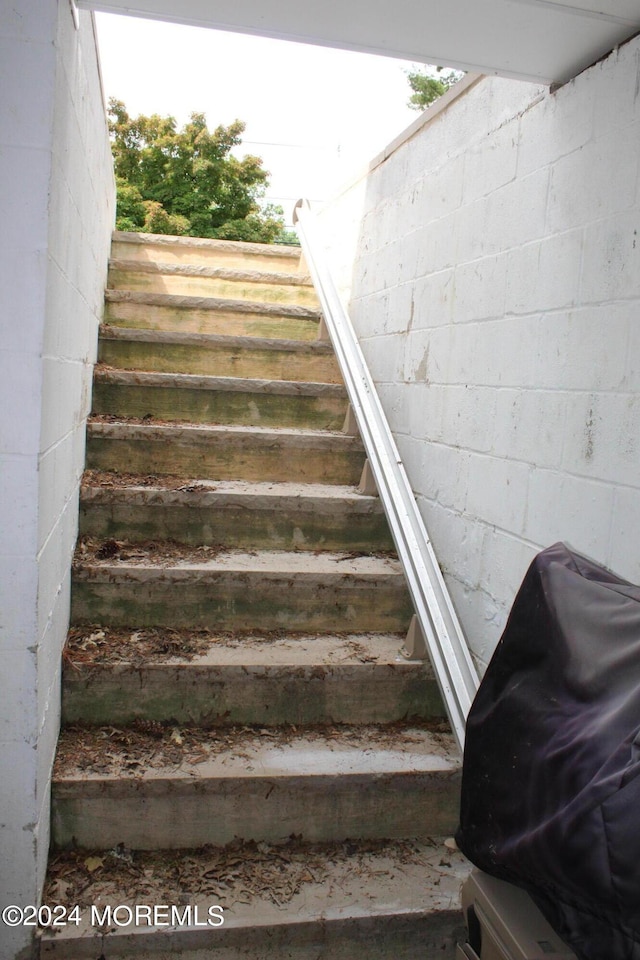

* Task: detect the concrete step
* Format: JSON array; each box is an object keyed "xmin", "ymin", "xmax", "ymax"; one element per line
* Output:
[
  {"xmin": 51, "ymin": 723, "xmax": 460, "ymax": 849},
  {"xmin": 39, "ymin": 837, "xmax": 470, "ymax": 959},
  {"xmin": 62, "ymin": 632, "xmax": 444, "ymax": 725},
  {"xmin": 92, "ymin": 368, "xmax": 349, "ymax": 430},
  {"xmin": 111, "ymin": 230, "xmax": 304, "ymax": 273},
  {"xmin": 79, "ymin": 477, "xmax": 395, "ymax": 553},
  {"xmin": 86, "ymin": 421, "xmax": 365, "ymax": 485},
  {"xmin": 108, "ymin": 258, "xmax": 319, "ymax": 307},
  {"xmin": 97, "ymin": 326, "xmax": 342, "ymax": 382},
  {"xmin": 70, "ymin": 548, "xmax": 414, "ymax": 632},
  {"xmin": 104, "ymin": 290, "xmax": 322, "ymax": 339}
]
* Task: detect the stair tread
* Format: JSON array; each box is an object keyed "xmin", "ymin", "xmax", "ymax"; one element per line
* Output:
[
  {"xmin": 62, "ymin": 629, "xmax": 443, "ymax": 727},
  {"xmin": 94, "ymin": 367, "xmax": 347, "ymax": 397},
  {"xmin": 87, "ymin": 419, "xmax": 363, "ymax": 442},
  {"xmin": 109, "ymin": 256, "xmax": 315, "ymax": 288},
  {"xmin": 112, "ymin": 229, "xmax": 303, "ymax": 259},
  {"xmin": 39, "ymin": 836, "xmax": 470, "ymax": 954},
  {"xmin": 80, "ymin": 474, "xmax": 379, "ymax": 505},
  {"xmin": 64, "ymin": 631, "xmax": 421, "ymax": 668},
  {"xmin": 99, "ymin": 324, "xmax": 335, "ymax": 353},
  {"xmin": 54, "ymin": 722, "xmax": 458, "ymax": 784},
  {"xmin": 73, "ymin": 547, "xmax": 403, "ymax": 577},
  {"xmin": 105, "ymin": 288, "xmax": 322, "ymax": 319}
]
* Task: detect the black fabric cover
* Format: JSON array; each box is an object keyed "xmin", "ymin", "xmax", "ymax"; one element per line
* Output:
[{"xmin": 456, "ymin": 542, "xmax": 640, "ymax": 960}]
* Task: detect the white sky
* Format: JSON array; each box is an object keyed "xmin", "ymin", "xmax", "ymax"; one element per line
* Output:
[{"xmin": 95, "ymin": 13, "xmax": 423, "ymax": 225}]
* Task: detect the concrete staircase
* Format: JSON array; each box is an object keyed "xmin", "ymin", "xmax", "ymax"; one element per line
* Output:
[{"xmin": 42, "ymin": 232, "xmax": 469, "ymax": 958}]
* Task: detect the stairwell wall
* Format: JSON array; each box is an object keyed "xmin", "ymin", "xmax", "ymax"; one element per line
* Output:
[
  {"xmin": 0, "ymin": 3, "xmax": 114, "ymax": 956},
  {"xmin": 316, "ymin": 38, "xmax": 640, "ymax": 673}
]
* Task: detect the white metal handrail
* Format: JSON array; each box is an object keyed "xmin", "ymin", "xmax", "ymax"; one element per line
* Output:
[{"xmin": 294, "ymin": 198, "xmax": 479, "ymax": 751}]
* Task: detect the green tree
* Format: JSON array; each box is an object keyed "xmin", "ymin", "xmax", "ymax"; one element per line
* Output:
[
  {"xmin": 406, "ymin": 67, "xmax": 463, "ymax": 111},
  {"xmin": 108, "ymin": 99, "xmax": 286, "ymax": 243}
]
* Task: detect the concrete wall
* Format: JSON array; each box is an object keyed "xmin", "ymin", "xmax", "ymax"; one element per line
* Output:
[
  {"xmin": 0, "ymin": 2, "xmax": 114, "ymax": 955},
  {"xmin": 317, "ymin": 39, "xmax": 640, "ymax": 672}
]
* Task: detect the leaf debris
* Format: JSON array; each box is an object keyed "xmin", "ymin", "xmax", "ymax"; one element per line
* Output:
[
  {"xmin": 43, "ymin": 836, "xmax": 446, "ymax": 911},
  {"xmin": 54, "ymin": 719, "xmax": 451, "ymax": 778},
  {"xmin": 74, "ymin": 536, "xmax": 227, "ymax": 567}
]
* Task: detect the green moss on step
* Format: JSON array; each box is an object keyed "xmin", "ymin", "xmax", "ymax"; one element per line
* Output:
[
  {"xmin": 92, "ymin": 382, "xmax": 347, "ymax": 431},
  {"xmin": 98, "ymin": 339, "xmax": 341, "ymax": 383}
]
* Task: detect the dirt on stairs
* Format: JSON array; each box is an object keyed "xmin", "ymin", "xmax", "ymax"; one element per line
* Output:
[{"xmin": 40, "ymin": 231, "xmax": 470, "ymax": 959}]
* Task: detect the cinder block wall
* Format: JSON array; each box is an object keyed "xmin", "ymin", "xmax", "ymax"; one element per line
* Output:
[
  {"xmin": 317, "ymin": 39, "xmax": 640, "ymax": 672},
  {"xmin": 0, "ymin": 3, "xmax": 114, "ymax": 956}
]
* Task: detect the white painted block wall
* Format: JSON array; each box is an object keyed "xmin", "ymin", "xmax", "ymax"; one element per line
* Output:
[
  {"xmin": 0, "ymin": 3, "xmax": 114, "ymax": 956},
  {"xmin": 317, "ymin": 39, "xmax": 640, "ymax": 673}
]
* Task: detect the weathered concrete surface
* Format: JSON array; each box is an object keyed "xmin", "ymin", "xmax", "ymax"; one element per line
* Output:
[
  {"xmin": 105, "ymin": 290, "xmax": 322, "ymax": 339},
  {"xmin": 317, "ymin": 48, "xmax": 640, "ymax": 670},
  {"xmin": 39, "ymin": 837, "xmax": 470, "ymax": 959},
  {"xmin": 42, "ymin": 910, "xmax": 467, "ymax": 960},
  {"xmin": 91, "ymin": 369, "xmax": 348, "ymax": 430},
  {"xmin": 86, "ymin": 422, "xmax": 366, "ymax": 484},
  {"xmin": 111, "ymin": 231, "xmax": 304, "ymax": 273},
  {"xmin": 62, "ymin": 634, "xmax": 444, "ymax": 725},
  {"xmin": 46, "ymin": 232, "xmax": 463, "ymax": 958},
  {"xmin": 79, "ymin": 479, "xmax": 395, "ymax": 552},
  {"xmin": 52, "ymin": 726, "xmax": 460, "ymax": 848},
  {"xmin": 70, "ymin": 550, "xmax": 413, "ymax": 632},
  {"xmin": 98, "ymin": 327, "xmax": 342, "ymax": 382},
  {"xmin": 0, "ymin": 8, "xmax": 115, "ymax": 958},
  {"xmin": 108, "ymin": 259, "xmax": 319, "ymax": 306}
]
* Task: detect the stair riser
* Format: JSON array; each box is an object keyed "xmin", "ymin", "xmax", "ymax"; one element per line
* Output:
[
  {"xmin": 52, "ymin": 771, "xmax": 460, "ymax": 848},
  {"xmin": 62, "ymin": 663, "xmax": 444, "ymax": 726},
  {"xmin": 79, "ymin": 501, "xmax": 395, "ymax": 553},
  {"xmin": 86, "ymin": 435, "xmax": 365, "ymax": 485},
  {"xmin": 111, "ymin": 239, "xmax": 301, "ymax": 273},
  {"xmin": 108, "ymin": 267, "xmax": 318, "ymax": 306},
  {"xmin": 98, "ymin": 338, "xmax": 341, "ymax": 383},
  {"xmin": 70, "ymin": 574, "xmax": 413, "ymax": 632},
  {"xmin": 39, "ymin": 910, "xmax": 466, "ymax": 960},
  {"xmin": 105, "ymin": 301, "xmax": 320, "ymax": 340},
  {"xmin": 92, "ymin": 382, "xmax": 348, "ymax": 431}
]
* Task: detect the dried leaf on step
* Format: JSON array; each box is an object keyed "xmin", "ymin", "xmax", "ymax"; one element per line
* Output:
[
  {"xmin": 95, "ymin": 539, "xmax": 121, "ymax": 560},
  {"xmin": 84, "ymin": 856, "xmax": 104, "ymax": 873},
  {"xmin": 48, "ymin": 878, "xmax": 72, "ymax": 901}
]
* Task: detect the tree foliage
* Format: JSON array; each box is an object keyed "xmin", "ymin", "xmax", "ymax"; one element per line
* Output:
[
  {"xmin": 406, "ymin": 67, "xmax": 463, "ymax": 111},
  {"xmin": 108, "ymin": 99, "xmax": 288, "ymax": 243}
]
